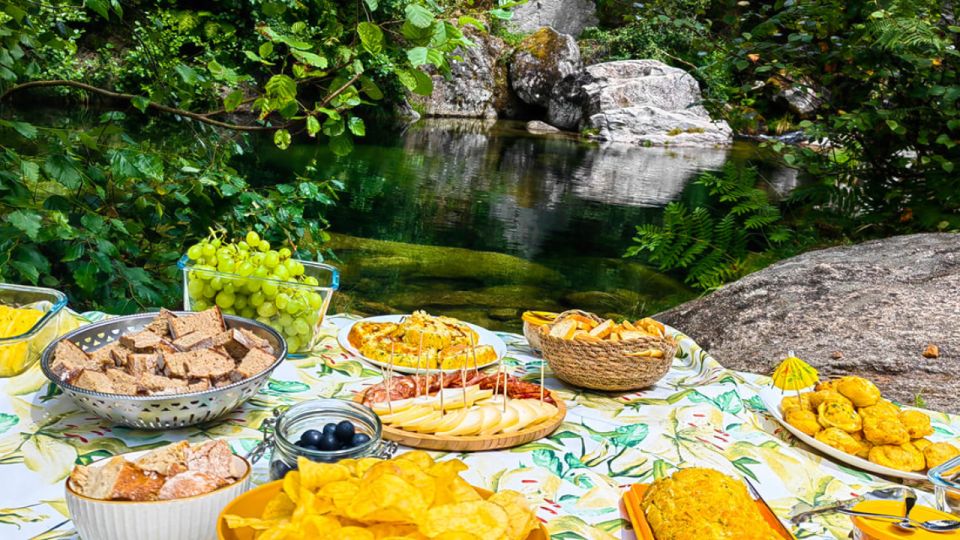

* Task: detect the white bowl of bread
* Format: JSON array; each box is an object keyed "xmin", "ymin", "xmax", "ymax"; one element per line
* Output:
[{"xmin": 66, "ymin": 440, "xmax": 251, "ymax": 540}]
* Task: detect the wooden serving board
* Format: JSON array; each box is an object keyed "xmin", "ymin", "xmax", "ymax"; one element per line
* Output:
[{"xmin": 355, "ymin": 392, "xmax": 567, "ymax": 452}]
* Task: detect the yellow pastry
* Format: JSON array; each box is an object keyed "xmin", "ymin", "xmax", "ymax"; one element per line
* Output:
[
  {"xmin": 868, "ymin": 443, "xmax": 925, "ymax": 472},
  {"xmin": 899, "ymin": 410, "xmax": 934, "ymax": 439},
  {"xmin": 924, "ymin": 442, "xmax": 960, "ymax": 469},
  {"xmin": 785, "ymin": 408, "xmax": 822, "ymax": 437},
  {"xmin": 818, "ymin": 400, "xmax": 862, "ymax": 433},
  {"xmin": 836, "ymin": 376, "xmax": 881, "ymax": 407},
  {"xmin": 862, "ymin": 415, "xmax": 911, "ymax": 446},
  {"xmin": 780, "ymin": 393, "xmax": 814, "ymax": 414},
  {"xmin": 816, "ymin": 427, "xmax": 863, "ymax": 455},
  {"xmin": 809, "ymin": 389, "xmax": 852, "ymax": 409}
]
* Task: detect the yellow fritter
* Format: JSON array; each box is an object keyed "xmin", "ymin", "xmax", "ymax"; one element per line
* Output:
[
  {"xmin": 859, "ymin": 400, "xmax": 900, "ymax": 420},
  {"xmin": 913, "ymin": 438, "xmax": 933, "ymax": 451},
  {"xmin": 780, "ymin": 393, "xmax": 814, "ymax": 414},
  {"xmin": 816, "ymin": 428, "xmax": 863, "ymax": 455},
  {"xmin": 641, "ymin": 468, "xmax": 781, "ymax": 540},
  {"xmin": 785, "ymin": 408, "xmax": 821, "ymax": 437},
  {"xmin": 862, "ymin": 415, "xmax": 911, "ymax": 446},
  {"xmin": 836, "ymin": 376, "xmax": 881, "ymax": 407},
  {"xmin": 899, "ymin": 410, "xmax": 934, "ymax": 439},
  {"xmin": 809, "ymin": 390, "xmax": 852, "ymax": 409},
  {"xmin": 815, "ymin": 379, "xmax": 840, "ymax": 392},
  {"xmin": 924, "ymin": 442, "xmax": 960, "ymax": 469},
  {"xmin": 869, "ymin": 443, "xmax": 926, "ymax": 472},
  {"xmin": 818, "ymin": 401, "xmax": 862, "ymax": 433}
]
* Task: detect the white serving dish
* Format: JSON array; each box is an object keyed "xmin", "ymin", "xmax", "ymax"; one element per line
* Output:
[
  {"xmin": 65, "ymin": 448, "xmax": 251, "ymax": 540},
  {"xmin": 757, "ymin": 385, "xmax": 927, "ymax": 481},
  {"xmin": 337, "ymin": 314, "xmax": 507, "ymax": 374}
]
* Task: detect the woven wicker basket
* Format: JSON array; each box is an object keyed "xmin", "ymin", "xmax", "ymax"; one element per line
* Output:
[
  {"xmin": 523, "ymin": 320, "xmax": 543, "ymax": 352},
  {"xmin": 538, "ymin": 310, "xmax": 677, "ymax": 391}
]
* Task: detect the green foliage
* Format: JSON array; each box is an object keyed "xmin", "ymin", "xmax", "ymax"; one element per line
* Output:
[
  {"xmin": 0, "ymin": 114, "xmax": 340, "ymax": 313},
  {"xmin": 728, "ymin": 0, "xmax": 960, "ymax": 234},
  {"xmin": 626, "ymin": 166, "xmax": 792, "ymax": 290}
]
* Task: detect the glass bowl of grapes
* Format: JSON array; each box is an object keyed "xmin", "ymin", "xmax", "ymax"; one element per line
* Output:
[{"xmin": 178, "ymin": 229, "xmax": 339, "ymax": 356}]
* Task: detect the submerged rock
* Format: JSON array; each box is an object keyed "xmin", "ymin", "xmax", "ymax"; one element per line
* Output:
[
  {"xmin": 526, "ymin": 120, "xmax": 560, "ymax": 133},
  {"xmin": 548, "ymin": 60, "xmax": 732, "ymax": 146},
  {"xmin": 510, "ymin": 28, "xmax": 581, "ymax": 108},
  {"xmin": 656, "ymin": 233, "xmax": 960, "ymax": 413},
  {"xmin": 507, "ymin": 0, "xmax": 598, "ymax": 37}
]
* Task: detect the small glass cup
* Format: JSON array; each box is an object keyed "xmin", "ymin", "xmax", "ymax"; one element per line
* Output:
[
  {"xmin": 928, "ymin": 454, "xmax": 960, "ymax": 516},
  {"xmin": 178, "ymin": 255, "xmax": 338, "ymax": 357},
  {"xmin": 265, "ymin": 399, "xmax": 395, "ymax": 480}
]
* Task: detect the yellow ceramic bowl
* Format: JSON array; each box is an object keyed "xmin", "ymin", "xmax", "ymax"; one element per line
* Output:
[
  {"xmin": 218, "ymin": 480, "xmax": 550, "ymax": 540},
  {"xmin": 66, "ymin": 449, "xmax": 252, "ymax": 540}
]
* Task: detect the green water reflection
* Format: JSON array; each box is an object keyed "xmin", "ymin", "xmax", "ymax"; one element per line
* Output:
[{"xmin": 259, "ymin": 119, "xmax": 793, "ymax": 331}]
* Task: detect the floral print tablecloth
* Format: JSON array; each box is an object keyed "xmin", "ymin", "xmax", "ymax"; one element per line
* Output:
[{"xmin": 1, "ymin": 312, "xmax": 958, "ymax": 540}]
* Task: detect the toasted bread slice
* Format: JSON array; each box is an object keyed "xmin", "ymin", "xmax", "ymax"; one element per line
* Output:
[
  {"xmin": 105, "ymin": 368, "xmax": 139, "ymax": 395},
  {"xmin": 185, "ymin": 350, "xmax": 234, "ymax": 379},
  {"xmin": 73, "ymin": 370, "xmax": 115, "ymax": 393},
  {"xmin": 588, "ymin": 319, "xmax": 615, "ymax": 339},
  {"xmin": 120, "ymin": 330, "xmax": 163, "ymax": 352},
  {"xmin": 170, "ymin": 307, "xmax": 225, "ymax": 339},
  {"xmin": 172, "ymin": 331, "xmax": 213, "ymax": 351},
  {"xmin": 135, "ymin": 440, "xmax": 189, "ymax": 476},
  {"xmin": 142, "ymin": 308, "xmax": 178, "ymax": 337},
  {"xmin": 236, "ymin": 348, "xmax": 275, "ymax": 378},
  {"xmin": 549, "ymin": 319, "xmax": 578, "ymax": 340},
  {"xmin": 49, "ymin": 340, "xmax": 96, "ymax": 381}
]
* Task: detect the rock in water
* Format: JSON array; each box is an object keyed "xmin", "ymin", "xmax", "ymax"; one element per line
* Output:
[
  {"xmin": 656, "ymin": 233, "xmax": 960, "ymax": 413},
  {"xmin": 526, "ymin": 120, "xmax": 560, "ymax": 133},
  {"xmin": 548, "ymin": 59, "xmax": 732, "ymax": 146},
  {"xmin": 510, "ymin": 28, "xmax": 582, "ymax": 108},
  {"xmin": 408, "ymin": 29, "xmax": 515, "ymax": 119},
  {"xmin": 508, "ymin": 0, "xmax": 599, "ymax": 37}
]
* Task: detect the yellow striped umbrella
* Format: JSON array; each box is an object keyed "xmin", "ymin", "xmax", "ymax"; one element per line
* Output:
[{"xmin": 771, "ymin": 352, "xmax": 819, "ymax": 391}]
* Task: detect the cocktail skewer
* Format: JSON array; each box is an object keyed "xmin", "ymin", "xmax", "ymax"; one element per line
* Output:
[
  {"xmin": 540, "ymin": 358, "xmax": 545, "ymax": 404},
  {"xmin": 416, "ymin": 333, "xmax": 424, "ymax": 398},
  {"xmin": 438, "ymin": 348, "xmax": 446, "ymax": 416}
]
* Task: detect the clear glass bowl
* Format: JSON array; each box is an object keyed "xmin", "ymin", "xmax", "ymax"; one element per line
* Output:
[
  {"xmin": 267, "ymin": 399, "xmax": 392, "ymax": 480},
  {"xmin": 928, "ymin": 454, "xmax": 960, "ymax": 516},
  {"xmin": 0, "ymin": 283, "xmax": 67, "ymax": 377},
  {"xmin": 178, "ymin": 255, "xmax": 338, "ymax": 357}
]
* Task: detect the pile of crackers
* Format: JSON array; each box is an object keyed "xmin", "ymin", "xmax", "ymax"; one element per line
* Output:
[{"xmin": 50, "ymin": 307, "xmax": 278, "ymax": 395}]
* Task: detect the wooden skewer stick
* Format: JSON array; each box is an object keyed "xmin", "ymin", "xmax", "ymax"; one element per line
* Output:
[
  {"xmin": 540, "ymin": 357, "xmax": 545, "ymax": 404},
  {"xmin": 438, "ymin": 348, "xmax": 446, "ymax": 416},
  {"xmin": 380, "ymin": 363, "xmax": 393, "ymax": 414},
  {"xmin": 501, "ymin": 361, "xmax": 508, "ymax": 413},
  {"xmin": 416, "ymin": 332, "xmax": 424, "ymax": 398},
  {"xmin": 469, "ymin": 332, "xmax": 479, "ymax": 373}
]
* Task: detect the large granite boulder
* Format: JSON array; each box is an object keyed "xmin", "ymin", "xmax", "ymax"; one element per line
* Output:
[
  {"xmin": 509, "ymin": 28, "xmax": 581, "ymax": 108},
  {"xmin": 656, "ymin": 233, "xmax": 960, "ymax": 413},
  {"xmin": 547, "ymin": 60, "xmax": 732, "ymax": 145},
  {"xmin": 408, "ymin": 29, "xmax": 515, "ymax": 118},
  {"xmin": 508, "ymin": 0, "xmax": 598, "ymax": 37}
]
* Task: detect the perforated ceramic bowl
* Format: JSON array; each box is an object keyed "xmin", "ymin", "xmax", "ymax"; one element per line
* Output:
[{"xmin": 40, "ymin": 312, "xmax": 286, "ymax": 429}]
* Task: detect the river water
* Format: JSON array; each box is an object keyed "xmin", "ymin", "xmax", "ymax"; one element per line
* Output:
[{"xmin": 261, "ymin": 119, "xmax": 794, "ymax": 332}]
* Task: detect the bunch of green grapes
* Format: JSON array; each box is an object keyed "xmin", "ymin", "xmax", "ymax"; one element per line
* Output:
[{"xmin": 184, "ymin": 230, "xmax": 326, "ymax": 353}]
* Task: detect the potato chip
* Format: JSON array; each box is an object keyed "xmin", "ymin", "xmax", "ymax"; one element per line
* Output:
[
  {"xmin": 488, "ymin": 490, "xmax": 538, "ymax": 540},
  {"xmin": 297, "ymin": 457, "xmax": 352, "ymax": 491},
  {"xmin": 432, "ymin": 533, "xmax": 482, "ymax": 540},
  {"xmin": 433, "ymin": 476, "xmax": 483, "ymax": 506},
  {"xmin": 299, "ymin": 514, "xmax": 342, "ymax": 536},
  {"xmin": 222, "ymin": 515, "xmax": 280, "ymax": 530},
  {"xmin": 347, "ymin": 474, "xmax": 430, "ymax": 523},
  {"xmin": 321, "ymin": 479, "xmax": 362, "ymax": 514},
  {"xmin": 338, "ymin": 526, "xmax": 376, "ymax": 540},
  {"xmin": 258, "ymin": 523, "xmax": 298, "ymax": 540},
  {"xmin": 417, "ymin": 501, "xmax": 509, "ymax": 540},
  {"xmin": 366, "ymin": 523, "xmax": 420, "ymax": 539},
  {"xmin": 427, "ymin": 459, "xmax": 468, "ymax": 479},
  {"xmin": 395, "ymin": 450, "xmax": 435, "ymax": 470},
  {"xmin": 363, "ymin": 459, "xmax": 437, "ymax": 507},
  {"xmin": 282, "ymin": 470, "xmax": 301, "ymax": 502},
  {"xmin": 349, "ymin": 457, "xmax": 384, "ymax": 478},
  {"xmin": 261, "ymin": 491, "xmax": 296, "ymax": 520}
]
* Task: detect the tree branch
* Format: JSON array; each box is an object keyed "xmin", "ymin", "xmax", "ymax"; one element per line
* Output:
[
  {"xmin": 0, "ymin": 80, "xmax": 282, "ymax": 132},
  {"xmin": 319, "ymin": 72, "xmax": 364, "ymax": 109}
]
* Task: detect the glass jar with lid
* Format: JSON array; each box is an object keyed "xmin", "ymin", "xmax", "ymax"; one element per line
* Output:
[{"xmin": 248, "ymin": 399, "xmax": 396, "ymax": 480}]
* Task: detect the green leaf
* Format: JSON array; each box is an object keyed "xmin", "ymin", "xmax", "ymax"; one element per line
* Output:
[
  {"xmin": 358, "ymin": 22, "xmax": 384, "ymax": 55},
  {"xmin": 85, "ymin": 0, "xmax": 110, "ymax": 19},
  {"xmin": 407, "ymin": 47, "xmax": 429, "ymax": 67},
  {"xmin": 61, "ymin": 243, "xmax": 85, "ymax": 263},
  {"xmin": 8, "ymin": 121, "xmax": 37, "ymax": 139},
  {"xmin": 488, "ymin": 8, "xmax": 513, "ymax": 20},
  {"xmin": 347, "ymin": 117, "xmax": 366, "ymax": 136},
  {"xmin": 5, "ymin": 210, "xmax": 42, "ymax": 240},
  {"xmin": 396, "ymin": 69, "xmax": 418, "ymax": 91},
  {"xmin": 174, "ymin": 64, "xmax": 200, "ymax": 85},
  {"xmin": 265, "ymin": 74, "xmax": 297, "ymax": 101},
  {"xmin": 131, "ymin": 96, "xmax": 150, "ymax": 113},
  {"xmin": 0, "ymin": 413, "xmax": 18, "ymax": 435},
  {"xmin": 43, "ymin": 155, "xmax": 82, "ymax": 189},
  {"xmin": 364, "ymin": 0, "xmax": 379, "ymax": 10},
  {"xmin": 73, "ymin": 262, "xmax": 98, "ymax": 293},
  {"xmin": 306, "ymin": 116, "xmax": 321, "ymax": 137},
  {"xmin": 273, "ymin": 129, "xmax": 292, "ymax": 150},
  {"xmin": 20, "ymin": 160, "xmax": 39, "ymax": 182},
  {"xmin": 224, "ymin": 90, "xmax": 244, "ymax": 112},
  {"xmin": 411, "ymin": 69, "xmax": 434, "ymax": 96},
  {"xmin": 457, "ymin": 15, "xmax": 486, "ymax": 31},
  {"xmin": 405, "ymin": 4, "xmax": 435, "ymax": 28},
  {"xmin": 292, "ymin": 50, "xmax": 328, "ymax": 68},
  {"xmin": 731, "ymin": 456, "xmax": 761, "ymax": 481},
  {"xmin": 359, "ymin": 76, "xmax": 384, "ymax": 100},
  {"xmin": 259, "ymin": 42, "xmax": 274, "ymax": 58},
  {"xmin": 329, "ymin": 134, "xmax": 353, "ymax": 156}
]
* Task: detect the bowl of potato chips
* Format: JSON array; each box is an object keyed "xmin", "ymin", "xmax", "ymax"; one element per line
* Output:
[{"xmin": 218, "ymin": 452, "xmax": 549, "ymax": 540}]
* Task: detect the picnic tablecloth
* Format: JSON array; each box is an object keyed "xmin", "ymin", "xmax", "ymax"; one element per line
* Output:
[{"xmin": 1, "ymin": 312, "xmax": 958, "ymax": 540}]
